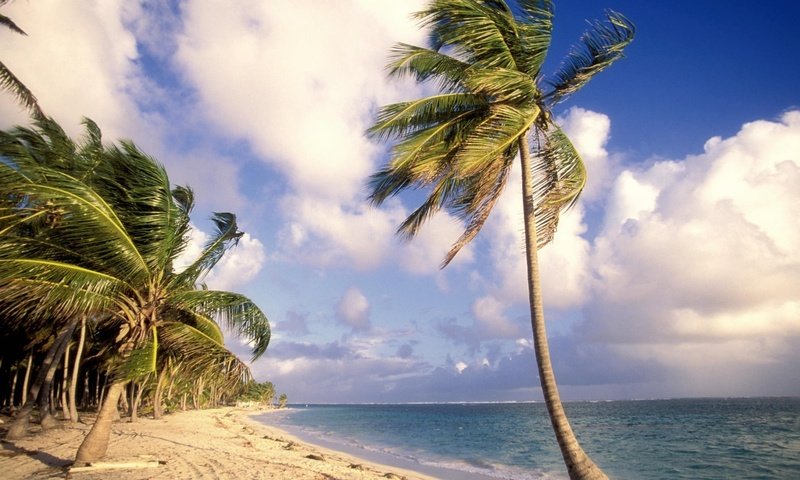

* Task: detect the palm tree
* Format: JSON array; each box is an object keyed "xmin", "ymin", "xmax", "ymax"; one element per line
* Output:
[
  {"xmin": 0, "ymin": 118, "xmax": 271, "ymax": 463},
  {"xmin": 367, "ymin": 1, "xmax": 633, "ymax": 478},
  {"xmin": 0, "ymin": 0, "xmax": 45, "ymax": 119}
]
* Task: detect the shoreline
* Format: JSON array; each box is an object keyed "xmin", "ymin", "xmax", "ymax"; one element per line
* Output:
[
  {"xmin": 251, "ymin": 409, "xmax": 500, "ymax": 480},
  {"xmin": 0, "ymin": 407, "xmax": 440, "ymax": 479}
]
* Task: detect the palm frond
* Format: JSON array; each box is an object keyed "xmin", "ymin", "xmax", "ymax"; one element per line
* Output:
[
  {"xmin": 396, "ymin": 174, "xmax": 462, "ymax": 240},
  {"xmin": 76, "ymin": 118, "xmax": 104, "ymax": 181},
  {"xmin": 0, "ymin": 61, "xmax": 45, "ymax": 120},
  {"xmin": 418, "ymin": 0, "xmax": 517, "ymax": 70},
  {"xmin": 159, "ymin": 321, "xmax": 252, "ymax": 390},
  {"xmin": 545, "ymin": 10, "xmax": 634, "ymax": 105},
  {"xmin": 94, "ymin": 141, "xmax": 182, "ymax": 271},
  {"xmin": 452, "ymin": 103, "xmax": 538, "ymax": 178},
  {"xmin": 0, "ymin": 13, "xmax": 27, "ymax": 35},
  {"xmin": 367, "ymin": 93, "xmax": 487, "ymax": 142},
  {"xmin": 386, "ymin": 43, "xmax": 471, "ymax": 91},
  {"xmin": 514, "ymin": 0, "xmax": 554, "ymax": 77},
  {"xmin": 114, "ymin": 326, "xmax": 157, "ymax": 381},
  {"xmin": 530, "ymin": 125, "xmax": 586, "ymax": 247},
  {"xmin": 441, "ymin": 149, "xmax": 514, "ymax": 266},
  {"xmin": 183, "ymin": 309, "xmax": 225, "ymax": 345},
  {"xmin": 462, "ymin": 66, "xmax": 537, "ymax": 103},
  {"xmin": 168, "ymin": 289, "xmax": 270, "ymax": 360},
  {"xmin": 0, "ymin": 171, "xmax": 150, "ymax": 276},
  {"xmin": 0, "ymin": 274, "xmax": 120, "ymax": 322}
]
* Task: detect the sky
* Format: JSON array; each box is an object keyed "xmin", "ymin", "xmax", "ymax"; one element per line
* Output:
[{"xmin": 1, "ymin": 0, "xmax": 799, "ymax": 403}]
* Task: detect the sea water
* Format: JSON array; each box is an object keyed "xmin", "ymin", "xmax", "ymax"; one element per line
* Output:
[{"xmin": 256, "ymin": 398, "xmax": 800, "ymax": 479}]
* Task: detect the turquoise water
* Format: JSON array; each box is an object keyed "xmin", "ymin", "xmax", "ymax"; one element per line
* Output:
[{"xmin": 257, "ymin": 398, "xmax": 800, "ymax": 479}]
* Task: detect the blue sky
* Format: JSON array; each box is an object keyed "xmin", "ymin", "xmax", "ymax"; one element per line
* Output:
[{"xmin": 2, "ymin": 1, "xmax": 799, "ymax": 403}]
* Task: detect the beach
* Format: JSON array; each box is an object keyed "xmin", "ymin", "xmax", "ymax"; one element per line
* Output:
[{"xmin": 0, "ymin": 407, "xmax": 437, "ymax": 480}]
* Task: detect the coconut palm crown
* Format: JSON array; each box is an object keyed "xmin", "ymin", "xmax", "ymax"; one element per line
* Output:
[{"xmin": 367, "ymin": 1, "xmax": 633, "ymax": 479}]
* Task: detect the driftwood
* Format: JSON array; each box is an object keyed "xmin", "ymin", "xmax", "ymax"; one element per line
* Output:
[{"xmin": 70, "ymin": 458, "xmax": 165, "ymax": 472}]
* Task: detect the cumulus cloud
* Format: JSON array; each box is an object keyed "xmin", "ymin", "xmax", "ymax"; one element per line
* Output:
[
  {"xmin": 582, "ymin": 111, "xmax": 800, "ymax": 393},
  {"xmin": 335, "ymin": 286, "xmax": 371, "ymax": 331},
  {"xmin": 0, "ymin": 1, "xmax": 147, "ymax": 139},
  {"xmin": 471, "ymin": 296, "xmax": 521, "ymax": 338},
  {"xmin": 174, "ymin": 0, "xmax": 457, "ymax": 272},
  {"xmin": 558, "ymin": 107, "xmax": 614, "ymax": 202}
]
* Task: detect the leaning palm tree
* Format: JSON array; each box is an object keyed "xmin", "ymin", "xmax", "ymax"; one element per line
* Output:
[
  {"xmin": 367, "ymin": 1, "xmax": 633, "ymax": 478},
  {"xmin": 0, "ymin": 118, "xmax": 271, "ymax": 463}
]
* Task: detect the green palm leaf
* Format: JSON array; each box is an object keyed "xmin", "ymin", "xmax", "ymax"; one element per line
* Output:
[
  {"xmin": 531, "ymin": 125, "xmax": 586, "ymax": 247},
  {"xmin": 0, "ymin": 62, "xmax": 44, "ymax": 120},
  {"xmin": 452, "ymin": 103, "xmax": 538, "ymax": 178},
  {"xmin": 546, "ymin": 10, "xmax": 635, "ymax": 104},
  {"xmin": 419, "ymin": 0, "xmax": 517, "ymax": 70},
  {"xmin": 168, "ymin": 289, "xmax": 270, "ymax": 360}
]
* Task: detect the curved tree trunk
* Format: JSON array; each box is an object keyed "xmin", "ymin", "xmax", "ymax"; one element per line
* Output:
[
  {"xmin": 152, "ymin": 368, "xmax": 167, "ymax": 419},
  {"xmin": 68, "ymin": 316, "xmax": 87, "ymax": 422},
  {"xmin": 39, "ymin": 323, "xmax": 76, "ymax": 431},
  {"xmin": 7, "ymin": 324, "xmax": 75, "ymax": 439},
  {"xmin": 61, "ymin": 342, "xmax": 71, "ymax": 420},
  {"xmin": 519, "ymin": 137, "xmax": 607, "ymax": 480},
  {"xmin": 74, "ymin": 381, "xmax": 126, "ymax": 464},
  {"xmin": 21, "ymin": 353, "xmax": 32, "ymax": 407}
]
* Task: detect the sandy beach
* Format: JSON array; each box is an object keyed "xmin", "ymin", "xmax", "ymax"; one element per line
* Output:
[{"xmin": 0, "ymin": 408, "xmax": 438, "ymax": 480}]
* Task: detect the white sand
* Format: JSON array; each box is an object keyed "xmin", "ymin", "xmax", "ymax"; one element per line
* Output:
[{"xmin": 0, "ymin": 407, "xmax": 439, "ymax": 479}]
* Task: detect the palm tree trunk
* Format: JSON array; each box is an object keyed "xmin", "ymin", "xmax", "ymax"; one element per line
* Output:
[
  {"xmin": 68, "ymin": 316, "xmax": 86, "ymax": 422},
  {"xmin": 153, "ymin": 368, "xmax": 167, "ymax": 419},
  {"xmin": 9, "ymin": 364, "xmax": 18, "ymax": 409},
  {"xmin": 61, "ymin": 342, "xmax": 70, "ymax": 420},
  {"xmin": 518, "ymin": 137, "xmax": 607, "ymax": 480},
  {"xmin": 39, "ymin": 322, "xmax": 76, "ymax": 431},
  {"xmin": 21, "ymin": 353, "xmax": 32, "ymax": 406},
  {"xmin": 74, "ymin": 380, "xmax": 126, "ymax": 464},
  {"xmin": 6, "ymin": 324, "xmax": 74, "ymax": 438}
]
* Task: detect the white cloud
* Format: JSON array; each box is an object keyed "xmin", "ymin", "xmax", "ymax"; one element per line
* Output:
[
  {"xmin": 454, "ymin": 361, "xmax": 468, "ymax": 374},
  {"xmin": 558, "ymin": 107, "xmax": 613, "ymax": 201},
  {"xmin": 471, "ymin": 296, "xmax": 520, "ymax": 338},
  {"xmin": 206, "ymin": 233, "xmax": 266, "ymax": 291},
  {"xmin": 0, "ymin": 1, "xmax": 146, "ymax": 139},
  {"xmin": 585, "ymin": 111, "xmax": 800, "ymax": 386},
  {"xmin": 396, "ymin": 213, "xmax": 475, "ymax": 275},
  {"xmin": 336, "ymin": 286, "xmax": 371, "ymax": 331},
  {"xmin": 174, "ymin": 0, "xmax": 434, "ymax": 272},
  {"xmin": 277, "ymin": 195, "xmax": 401, "ymax": 271}
]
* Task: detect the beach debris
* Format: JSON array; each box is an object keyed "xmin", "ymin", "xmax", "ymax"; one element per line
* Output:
[
  {"xmin": 242, "ymin": 426, "xmax": 255, "ymax": 435},
  {"xmin": 382, "ymin": 474, "xmax": 405, "ymax": 480},
  {"xmin": 283, "ymin": 441, "xmax": 297, "ymax": 450},
  {"xmin": 348, "ymin": 463, "xmax": 364, "ymax": 470},
  {"xmin": 69, "ymin": 459, "xmax": 165, "ymax": 472},
  {"xmin": 305, "ymin": 453, "xmax": 325, "ymax": 461}
]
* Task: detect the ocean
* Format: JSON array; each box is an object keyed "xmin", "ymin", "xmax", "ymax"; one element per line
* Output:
[{"xmin": 255, "ymin": 397, "xmax": 800, "ymax": 479}]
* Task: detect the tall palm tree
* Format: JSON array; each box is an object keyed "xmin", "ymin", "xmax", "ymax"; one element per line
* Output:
[
  {"xmin": 0, "ymin": 118, "xmax": 271, "ymax": 463},
  {"xmin": 367, "ymin": 1, "xmax": 633, "ymax": 478}
]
